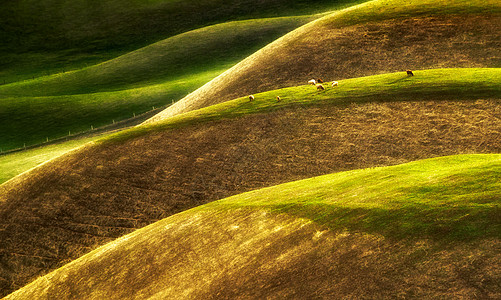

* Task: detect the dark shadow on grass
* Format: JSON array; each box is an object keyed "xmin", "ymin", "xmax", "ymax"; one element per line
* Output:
[
  {"xmin": 389, "ymin": 75, "xmax": 413, "ymax": 84},
  {"xmin": 271, "ymin": 202, "xmax": 501, "ymax": 241}
]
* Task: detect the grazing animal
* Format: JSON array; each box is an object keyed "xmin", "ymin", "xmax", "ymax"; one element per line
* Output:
[
  {"xmin": 316, "ymin": 84, "xmax": 325, "ymax": 91},
  {"xmin": 308, "ymin": 79, "xmax": 316, "ymax": 85},
  {"xmin": 317, "ymin": 78, "xmax": 324, "ymax": 83},
  {"xmin": 331, "ymin": 81, "xmax": 338, "ymax": 87},
  {"xmin": 406, "ymin": 70, "xmax": 414, "ymax": 76},
  {"xmin": 276, "ymin": 96, "xmax": 281, "ymax": 102},
  {"xmin": 249, "ymin": 95, "xmax": 255, "ymax": 101}
]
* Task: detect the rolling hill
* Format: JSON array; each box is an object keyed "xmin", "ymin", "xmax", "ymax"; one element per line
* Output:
[
  {"xmin": 5, "ymin": 154, "xmax": 500, "ymax": 299},
  {"xmin": 1, "ymin": 0, "xmax": 500, "ymax": 297},
  {"xmin": 0, "ymin": 16, "xmax": 314, "ymax": 151},
  {"xmin": 147, "ymin": 0, "xmax": 501, "ymax": 122},
  {"xmin": 1, "ymin": 69, "xmax": 499, "ymax": 296},
  {"xmin": 0, "ymin": 0, "xmax": 360, "ymax": 84}
]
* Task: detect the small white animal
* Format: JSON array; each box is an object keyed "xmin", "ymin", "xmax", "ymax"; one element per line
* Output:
[
  {"xmin": 308, "ymin": 79, "xmax": 316, "ymax": 85},
  {"xmin": 276, "ymin": 96, "xmax": 281, "ymax": 102},
  {"xmin": 249, "ymin": 95, "xmax": 255, "ymax": 101},
  {"xmin": 331, "ymin": 81, "xmax": 338, "ymax": 87},
  {"xmin": 316, "ymin": 84, "xmax": 325, "ymax": 91}
]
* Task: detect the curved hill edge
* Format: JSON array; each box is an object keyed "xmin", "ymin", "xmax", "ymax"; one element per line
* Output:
[
  {"xmin": 128, "ymin": 68, "xmax": 501, "ymax": 142},
  {"xmin": 145, "ymin": 0, "xmax": 501, "ymax": 122},
  {"xmin": 6, "ymin": 154, "xmax": 500, "ymax": 299},
  {"xmin": 0, "ymin": 16, "xmax": 316, "ymax": 96},
  {"xmin": 3, "ymin": 67, "xmax": 499, "ymax": 190},
  {"xmin": 0, "ymin": 68, "xmax": 499, "ymax": 297}
]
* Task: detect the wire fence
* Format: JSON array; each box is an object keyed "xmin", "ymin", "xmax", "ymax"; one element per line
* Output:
[{"xmin": 0, "ymin": 104, "xmax": 170, "ymax": 156}]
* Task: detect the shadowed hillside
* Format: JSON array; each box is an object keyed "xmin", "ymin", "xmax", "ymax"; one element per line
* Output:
[
  {"xmin": 0, "ymin": 0, "xmax": 360, "ymax": 84},
  {"xmin": 1, "ymin": 69, "xmax": 500, "ymax": 295},
  {"xmin": 147, "ymin": 0, "xmax": 501, "ymax": 122},
  {"xmin": 0, "ymin": 16, "xmax": 319, "ymax": 151},
  {"xmin": 5, "ymin": 154, "xmax": 500, "ymax": 299}
]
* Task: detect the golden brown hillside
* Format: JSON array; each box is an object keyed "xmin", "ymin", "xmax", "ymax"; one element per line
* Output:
[
  {"xmin": 6, "ymin": 173, "xmax": 501, "ymax": 299},
  {"xmin": 1, "ymin": 99, "xmax": 500, "ymax": 296},
  {"xmin": 147, "ymin": 13, "xmax": 501, "ymax": 122}
]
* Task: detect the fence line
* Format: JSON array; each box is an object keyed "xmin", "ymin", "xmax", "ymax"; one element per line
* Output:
[{"xmin": 0, "ymin": 104, "xmax": 170, "ymax": 156}]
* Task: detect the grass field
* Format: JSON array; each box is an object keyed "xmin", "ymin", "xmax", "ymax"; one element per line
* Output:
[
  {"xmin": 6, "ymin": 154, "xmax": 500, "ymax": 299},
  {"xmin": 0, "ymin": 0, "xmax": 360, "ymax": 84},
  {"xmin": 0, "ymin": 16, "xmax": 316, "ymax": 151},
  {"xmin": 119, "ymin": 68, "xmax": 501, "ymax": 142},
  {"xmin": 151, "ymin": 0, "xmax": 501, "ymax": 120},
  {"xmin": 1, "ymin": 68, "xmax": 499, "ymax": 186},
  {"xmin": 1, "ymin": 0, "xmax": 500, "ymax": 297},
  {"xmin": 0, "ymin": 136, "xmax": 100, "ymax": 185},
  {"xmin": 0, "ymin": 68, "xmax": 225, "ymax": 151}
]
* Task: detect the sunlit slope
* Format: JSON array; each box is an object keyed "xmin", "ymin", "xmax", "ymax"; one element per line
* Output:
[
  {"xmin": 1, "ymin": 69, "xmax": 499, "ymax": 296},
  {"xmin": 7, "ymin": 154, "xmax": 501, "ymax": 299},
  {"xmin": 0, "ymin": 17, "xmax": 315, "ymax": 151},
  {"xmin": 0, "ymin": 136, "xmax": 101, "ymax": 185},
  {"xmin": 147, "ymin": 0, "xmax": 501, "ymax": 122}
]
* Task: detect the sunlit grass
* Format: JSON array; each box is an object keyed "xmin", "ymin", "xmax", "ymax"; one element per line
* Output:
[
  {"xmin": 102, "ymin": 68, "xmax": 501, "ymax": 144},
  {"xmin": 0, "ymin": 136, "xmax": 100, "ymax": 185},
  {"xmin": 207, "ymin": 154, "xmax": 501, "ymax": 240},
  {"xmin": 317, "ymin": 0, "xmax": 501, "ymax": 28},
  {"xmin": 7, "ymin": 154, "xmax": 499, "ymax": 299}
]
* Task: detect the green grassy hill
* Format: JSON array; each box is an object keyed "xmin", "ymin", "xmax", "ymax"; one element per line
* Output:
[
  {"xmin": 1, "ymin": 69, "xmax": 499, "ymax": 296},
  {"xmin": 148, "ymin": 0, "xmax": 501, "ymax": 122},
  {"xmin": 0, "ymin": 0, "xmax": 359, "ymax": 84},
  {"xmin": 6, "ymin": 154, "xmax": 500, "ymax": 299},
  {"xmin": 0, "ymin": 17, "xmax": 314, "ymax": 151},
  {"xmin": 1, "ymin": 0, "xmax": 499, "ymax": 297}
]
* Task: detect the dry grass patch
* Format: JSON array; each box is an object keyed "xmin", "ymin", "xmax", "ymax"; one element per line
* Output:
[
  {"xmin": 149, "ymin": 12, "xmax": 501, "ymax": 121},
  {"xmin": 6, "ymin": 154, "xmax": 501, "ymax": 298},
  {"xmin": 1, "ymin": 99, "xmax": 500, "ymax": 296}
]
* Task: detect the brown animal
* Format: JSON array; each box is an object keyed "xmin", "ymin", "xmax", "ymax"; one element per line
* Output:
[
  {"xmin": 317, "ymin": 78, "xmax": 324, "ymax": 83},
  {"xmin": 249, "ymin": 95, "xmax": 255, "ymax": 101},
  {"xmin": 316, "ymin": 84, "xmax": 325, "ymax": 91},
  {"xmin": 406, "ymin": 70, "xmax": 414, "ymax": 76}
]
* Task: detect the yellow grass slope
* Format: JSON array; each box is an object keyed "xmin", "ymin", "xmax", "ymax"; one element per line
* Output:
[
  {"xmin": 1, "ymin": 96, "xmax": 500, "ymax": 296},
  {"xmin": 6, "ymin": 155, "xmax": 500, "ymax": 299},
  {"xmin": 146, "ymin": 0, "xmax": 501, "ymax": 122}
]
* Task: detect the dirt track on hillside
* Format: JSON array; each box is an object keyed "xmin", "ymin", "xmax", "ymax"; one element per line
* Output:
[
  {"xmin": 149, "ymin": 14, "xmax": 501, "ymax": 121},
  {"xmin": 1, "ymin": 99, "xmax": 500, "ymax": 296}
]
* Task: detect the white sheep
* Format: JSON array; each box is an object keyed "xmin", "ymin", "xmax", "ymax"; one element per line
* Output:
[
  {"xmin": 331, "ymin": 81, "xmax": 338, "ymax": 87},
  {"xmin": 316, "ymin": 84, "xmax": 325, "ymax": 91},
  {"xmin": 308, "ymin": 79, "xmax": 316, "ymax": 85},
  {"xmin": 249, "ymin": 95, "xmax": 255, "ymax": 101}
]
